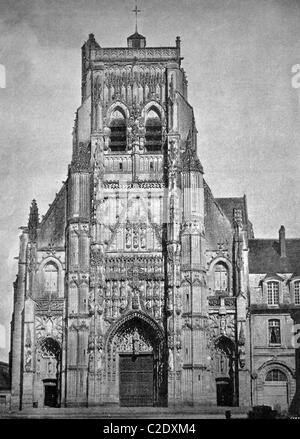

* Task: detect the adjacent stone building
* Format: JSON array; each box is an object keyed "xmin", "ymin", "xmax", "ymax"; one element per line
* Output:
[
  {"xmin": 0, "ymin": 361, "xmax": 10, "ymax": 411},
  {"xmin": 9, "ymin": 30, "xmax": 300, "ymax": 412},
  {"xmin": 248, "ymin": 227, "xmax": 300, "ymax": 411}
]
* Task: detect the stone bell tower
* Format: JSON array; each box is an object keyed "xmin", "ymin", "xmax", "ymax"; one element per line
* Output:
[
  {"xmin": 64, "ymin": 27, "xmax": 198, "ymax": 407},
  {"xmin": 11, "ymin": 23, "xmax": 252, "ymax": 410}
]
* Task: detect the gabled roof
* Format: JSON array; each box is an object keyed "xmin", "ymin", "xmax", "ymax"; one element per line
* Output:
[
  {"xmin": 215, "ymin": 197, "xmax": 246, "ymax": 224},
  {"xmin": 38, "ymin": 184, "xmax": 67, "ymax": 248},
  {"xmin": 248, "ymin": 238, "xmax": 300, "ymax": 274},
  {"xmin": 215, "ymin": 196, "xmax": 254, "ymax": 236},
  {"xmin": 203, "ymin": 180, "xmax": 234, "ymax": 250}
]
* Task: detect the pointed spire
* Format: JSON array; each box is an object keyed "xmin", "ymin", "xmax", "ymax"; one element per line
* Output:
[{"xmin": 28, "ymin": 199, "xmax": 39, "ymax": 241}]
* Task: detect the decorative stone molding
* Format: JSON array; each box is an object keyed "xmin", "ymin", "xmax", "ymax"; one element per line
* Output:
[
  {"xmin": 95, "ymin": 47, "xmax": 178, "ymax": 62},
  {"xmin": 35, "ymin": 315, "xmax": 63, "ymax": 345},
  {"xmin": 35, "ymin": 298, "xmax": 64, "ymax": 315}
]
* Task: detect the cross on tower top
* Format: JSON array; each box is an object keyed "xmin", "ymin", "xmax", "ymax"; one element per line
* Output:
[
  {"xmin": 132, "ymin": 1, "xmax": 141, "ymax": 33},
  {"xmin": 127, "ymin": 1, "xmax": 146, "ymax": 48}
]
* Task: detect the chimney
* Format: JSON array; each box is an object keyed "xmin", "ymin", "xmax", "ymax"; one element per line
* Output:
[{"xmin": 279, "ymin": 225, "xmax": 286, "ymax": 258}]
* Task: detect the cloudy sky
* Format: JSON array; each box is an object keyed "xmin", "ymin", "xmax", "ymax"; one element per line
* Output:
[{"xmin": 0, "ymin": 0, "xmax": 300, "ymax": 361}]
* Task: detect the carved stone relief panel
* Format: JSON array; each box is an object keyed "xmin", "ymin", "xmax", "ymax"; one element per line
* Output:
[
  {"xmin": 117, "ymin": 327, "xmax": 153, "ymax": 353},
  {"xmin": 206, "ymin": 313, "xmax": 236, "ymax": 350},
  {"xmin": 35, "ymin": 315, "xmax": 63, "ymax": 345},
  {"xmin": 103, "ymin": 276, "xmax": 164, "ymax": 322},
  {"xmin": 94, "ymin": 193, "xmax": 163, "ymax": 253},
  {"xmin": 100, "ymin": 65, "xmax": 166, "ymax": 107}
]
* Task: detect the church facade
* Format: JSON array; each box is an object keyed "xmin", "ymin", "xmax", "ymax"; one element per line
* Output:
[{"xmin": 9, "ymin": 31, "xmax": 300, "ymax": 411}]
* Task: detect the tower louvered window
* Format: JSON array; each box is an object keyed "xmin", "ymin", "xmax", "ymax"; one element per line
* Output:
[
  {"xmin": 145, "ymin": 109, "xmax": 162, "ymax": 152},
  {"xmin": 109, "ymin": 110, "xmax": 127, "ymax": 152}
]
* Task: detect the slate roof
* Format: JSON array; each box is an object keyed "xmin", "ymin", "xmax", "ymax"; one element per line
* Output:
[
  {"xmin": 248, "ymin": 238, "xmax": 300, "ymax": 274},
  {"xmin": 38, "ymin": 184, "xmax": 67, "ymax": 248},
  {"xmin": 216, "ymin": 197, "xmax": 246, "ymax": 224},
  {"xmin": 127, "ymin": 32, "xmax": 146, "ymax": 40},
  {"xmin": 215, "ymin": 196, "xmax": 254, "ymax": 237}
]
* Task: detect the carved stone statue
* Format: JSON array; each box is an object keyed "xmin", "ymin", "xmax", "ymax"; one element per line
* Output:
[
  {"xmin": 88, "ymin": 291, "xmax": 95, "ymax": 315},
  {"xmin": 168, "ymin": 348, "xmax": 174, "ymax": 371},
  {"xmin": 96, "ymin": 348, "xmax": 103, "ymax": 371},
  {"xmin": 126, "ymin": 223, "xmax": 132, "ymax": 248},
  {"xmin": 25, "ymin": 349, "xmax": 32, "ymax": 372},
  {"xmin": 133, "ymin": 227, "xmax": 139, "ymax": 249},
  {"xmin": 140, "ymin": 226, "xmax": 146, "ymax": 248},
  {"xmin": 89, "ymin": 350, "xmax": 95, "ymax": 373}
]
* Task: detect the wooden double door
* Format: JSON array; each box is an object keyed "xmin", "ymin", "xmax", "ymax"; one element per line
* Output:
[
  {"xmin": 119, "ymin": 353, "xmax": 154, "ymax": 407},
  {"xmin": 216, "ymin": 377, "xmax": 234, "ymax": 406}
]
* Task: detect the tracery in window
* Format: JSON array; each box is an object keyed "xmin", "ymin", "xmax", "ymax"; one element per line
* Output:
[
  {"xmin": 44, "ymin": 262, "xmax": 58, "ymax": 295},
  {"xmin": 214, "ymin": 262, "xmax": 228, "ymax": 292}
]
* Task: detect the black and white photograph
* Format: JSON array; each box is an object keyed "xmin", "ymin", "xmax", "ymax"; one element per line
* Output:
[{"xmin": 0, "ymin": 0, "xmax": 300, "ymax": 426}]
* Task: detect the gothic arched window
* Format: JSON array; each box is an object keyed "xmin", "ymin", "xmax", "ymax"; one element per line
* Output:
[
  {"xmin": 268, "ymin": 319, "xmax": 281, "ymax": 345},
  {"xmin": 145, "ymin": 109, "xmax": 162, "ymax": 152},
  {"xmin": 214, "ymin": 262, "xmax": 229, "ymax": 293},
  {"xmin": 109, "ymin": 109, "xmax": 127, "ymax": 152},
  {"xmin": 44, "ymin": 262, "xmax": 58, "ymax": 295}
]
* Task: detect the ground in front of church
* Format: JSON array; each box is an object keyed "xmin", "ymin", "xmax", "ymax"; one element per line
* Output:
[{"xmin": 0, "ymin": 405, "xmax": 249, "ymax": 419}]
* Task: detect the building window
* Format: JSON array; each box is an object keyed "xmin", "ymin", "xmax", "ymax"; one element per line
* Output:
[
  {"xmin": 295, "ymin": 281, "xmax": 300, "ymax": 305},
  {"xmin": 265, "ymin": 369, "xmax": 287, "ymax": 382},
  {"xmin": 145, "ymin": 109, "xmax": 162, "ymax": 152},
  {"xmin": 109, "ymin": 109, "xmax": 127, "ymax": 152},
  {"xmin": 182, "ymin": 282, "xmax": 191, "ymax": 314},
  {"xmin": 269, "ymin": 319, "xmax": 281, "ymax": 345},
  {"xmin": 44, "ymin": 262, "xmax": 58, "ymax": 295},
  {"xmin": 267, "ymin": 281, "xmax": 279, "ymax": 305},
  {"xmin": 214, "ymin": 262, "xmax": 228, "ymax": 292}
]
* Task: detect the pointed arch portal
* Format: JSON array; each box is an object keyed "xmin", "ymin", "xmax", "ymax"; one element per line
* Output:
[
  {"xmin": 106, "ymin": 312, "xmax": 167, "ymax": 407},
  {"xmin": 214, "ymin": 336, "xmax": 236, "ymax": 406},
  {"xmin": 37, "ymin": 337, "xmax": 62, "ymax": 408}
]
